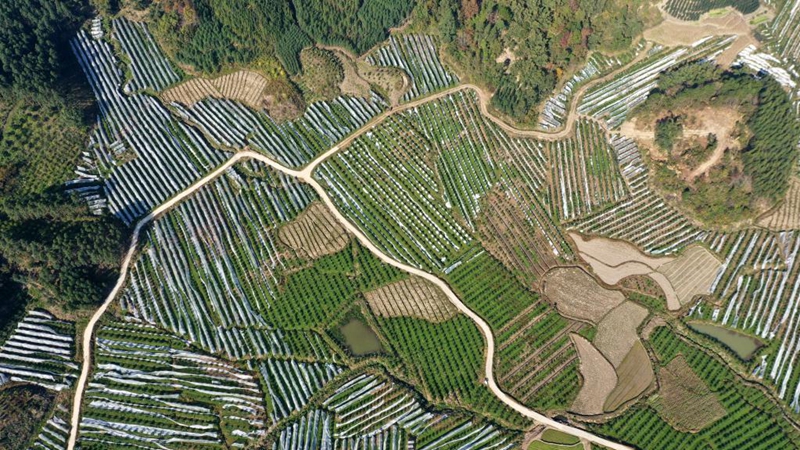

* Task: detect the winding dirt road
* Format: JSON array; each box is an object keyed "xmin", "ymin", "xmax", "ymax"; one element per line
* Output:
[{"xmin": 65, "ymin": 53, "xmax": 656, "ymax": 449}]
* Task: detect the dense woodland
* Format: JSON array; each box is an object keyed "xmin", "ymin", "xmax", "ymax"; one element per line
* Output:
[
  {"xmin": 412, "ymin": 0, "xmax": 659, "ymax": 122},
  {"xmin": 0, "ymin": 0, "xmax": 127, "ymax": 336},
  {"xmin": 143, "ymin": 0, "xmax": 413, "ymax": 75},
  {"xmin": 635, "ymin": 63, "xmax": 800, "ymax": 225}
]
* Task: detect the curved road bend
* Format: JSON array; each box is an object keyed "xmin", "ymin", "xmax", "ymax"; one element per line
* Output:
[{"xmin": 66, "ymin": 48, "xmax": 657, "ymax": 448}]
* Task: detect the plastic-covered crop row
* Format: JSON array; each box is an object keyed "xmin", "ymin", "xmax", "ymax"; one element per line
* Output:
[
  {"xmin": 0, "ymin": 310, "xmax": 77, "ymax": 392},
  {"xmin": 79, "ymin": 320, "xmax": 265, "ymax": 449},
  {"xmin": 68, "ymin": 28, "xmax": 225, "ymax": 224},
  {"xmin": 366, "ymin": 35, "xmax": 458, "ymax": 102},
  {"xmin": 572, "ymin": 136, "xmax": 704, "ymax": 255}
]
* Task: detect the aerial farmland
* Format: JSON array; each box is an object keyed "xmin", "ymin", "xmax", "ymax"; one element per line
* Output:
[{"xmin": 1, "ymin": 0, "xmax": 800, "ymax": 449}]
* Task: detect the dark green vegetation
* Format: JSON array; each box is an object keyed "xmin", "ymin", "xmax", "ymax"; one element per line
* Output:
[
  {"xmin": 414, "ymin": 0, "xmax": 658, "ymax": 122},
  {"xmin": 148, "ymin": 0, "xmax": 413, "ymax": 75},
  {"xmin": 589, "ymin": 326, "xmax": 800, "ymax": 449},
  {"xmin": 655, "ymin": 115, "xmax": 683, "ymax": 151},
  {"xmin": 0, "ymin": 0, "xmax": 129, "ymax": 323},
  {"xmin": 0, "ymin": 384, "xmax": 55, "ymax": 449},
  {"xmin": 0, "ymin": 94, "xmax": 127, "ymax": 315},
  {"xmin": 636, "ymin": 63, "xmax": 800, "ymax": 225},
  {"xmin": 0, "ymin": 0, "xmax": 89, "ymax": 95},
  {"xmin": 378, "ymin": 314, "xmax": 529, "ymax": 427},
  {"xmin": 448, "ymin": 252, "xmax": 582, "ymax": 413},
  {"xmin": 664, "ymin": 0, "xmax": 759, "ymax": 21}
]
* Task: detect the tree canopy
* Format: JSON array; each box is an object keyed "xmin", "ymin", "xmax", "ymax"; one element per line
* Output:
[{"xmin": 0, "ymin": 0, "xmax": 88, "ymax": 94}]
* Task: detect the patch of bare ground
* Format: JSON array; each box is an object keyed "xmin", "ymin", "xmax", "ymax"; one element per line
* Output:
[
  {"xmin": 572, "ymin": 233, "xmax": 705, "ymax": 311},
  {"xmin": 278, "ymin": 202, "xmax": 349, "ymax": 259},
  {"xmin": 580, "ymin": 254, "xmax": 653, "ymax": 285},
  {"xmin": 570, "ymin": 334, "xmax": 618, "ymax": 416},
  {"xmin": 570, "ymin": 233, "xmax": 670, "ymax": 270},
  {"xmin": 759, "ymin": 177, "xmax": 800, "ymax": 231},
  {"xmin": 653, "ymin": 355, "xmax": 726, "ymax": 431},
  {"xmin": 161, "ymin": 70, "xmax": 269, "ymax": 109},
  {"xmin": 495, "ymin": 48, "xmax": 517, "ymax": 65},
  {"xmin": 479, "ymin": 188, "xmax": 560, "ymax": 289},
  {"xmin": 643, "ymin": 8, "xmax": 757, "ymax": 67},
  {"xmin": 365, "ymin": 277, "xmax": 457, "ymax": 323},
  {"xmin": 543, "ymin": 268, "xmax": 625, "ymax": 324},
  {"xmin": 603, "ymin": 341, "xmax": 654, "ymax": 412},
  {"xmin": 656, "ymin": 245, "xmax": 722, "ymax": 307},
  {"xmin": 594, "ymin": 301, "xmax": 649, "ymax": 367},
  {"xmin": 620, "ymin": 105, "xmax": 744, "ymax": 182}
]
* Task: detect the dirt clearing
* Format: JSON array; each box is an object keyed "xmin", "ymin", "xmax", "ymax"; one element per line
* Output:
[
  {"xmin": 657, "ymin": 245, "xmax": 722, "ymax": 307},
  {"xmin": 643, "ymin": 8, "xmax": 757, "ymax": 67},
  {"xmin": 543, "ymin": 268, "xmax": 625, "ymax": 324},
  {"xmin": 603, "ymin": 341, "xmax": 654, "ymax": 412},
  {"xmin": 365, "ymin": 277, "xmax": 457, "ymax": 322},
  {"xmin": 620, "ymin": 106, "xmax": 743, "ymax": 182},
  {"xmin": 570, "ymin": 334, "xmax": 618, "ymax": 416},
  {"xmin": 279, "ymin": 202, "xmax": 349, "ymax": 259},
  {"xmin": 594, "ymin": 301, "xmax": 649, "ymax": 367},
  {"xmin": 572, "ymin": 233, "xmax": 705, "ymax": 311},
  {"xmin": 653, "ymin": 355, "xmax": 726, "ymax": 431}
]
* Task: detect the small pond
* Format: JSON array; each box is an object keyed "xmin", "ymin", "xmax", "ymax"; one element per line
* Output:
[
  {"xmin": 689, "ymin": 321, "xmax": 763, "ymax": 360},
  {"xmin": 340, "ymin": 319, "xmax": 382, "ymax": 356}
]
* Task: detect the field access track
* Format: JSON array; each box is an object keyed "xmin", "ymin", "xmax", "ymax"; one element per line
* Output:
[{"xmin": 65, "ymin": 56, "xmax": 658, "ymax": 450}]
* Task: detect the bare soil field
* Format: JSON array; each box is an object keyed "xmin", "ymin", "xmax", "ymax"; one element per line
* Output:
[
  {"xmin": 594, "ymin": 301, "xmax": 649, "ymax": 368},
  {"xmin": 278, "ymin": 202, "xmax": 349, "ymax": 259},
  {"xmin": 653, "ymin": 355, "xmax": 726, "ymax": 431},
  {"xmin": 365, "ymin": 277, "xmax": 457, "ymax": 323},
  {"xmin": 603, "ymin": 341, "xmax": 654, "ymax": 412},
  {"xmin": 657, "ymin": 245, "xmax": 722, "ymax": 307},
  {"xmin": 571, "ymin": 233, "xmax": 693, "ymax": 310},
  {"xmin": 580, "ymin": 254, "xmax": 653, "ymax": 285},
  {"xmin": 162, "ymin": 70, "xmax": 269, "ymax": 109},
  {"xmin": 759, "ymin": 178, "xmax": 800, "ymax": 231},
  {"xmin": 570, "ymin": 334, "xmax": 618, "ymax": 416},
  {"xmin": 643, "ymin": 8, "xmax": 757, "ymax": 67},
  {"xmin": 543, "ymin": 268, "xmax": 625, "ymax": 324},
  {"xmin": 570, "ymin": 233, "xmax": 670, "ymax": 269}
]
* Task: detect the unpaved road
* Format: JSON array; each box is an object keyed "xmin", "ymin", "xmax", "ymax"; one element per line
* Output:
[
  {"xmin": 67, "ymin": 149, "xmax": 633, "ymax": 450},
  {"xmin": 65, "ymin": 57, "xmax": 651, "ymax": 449}
]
